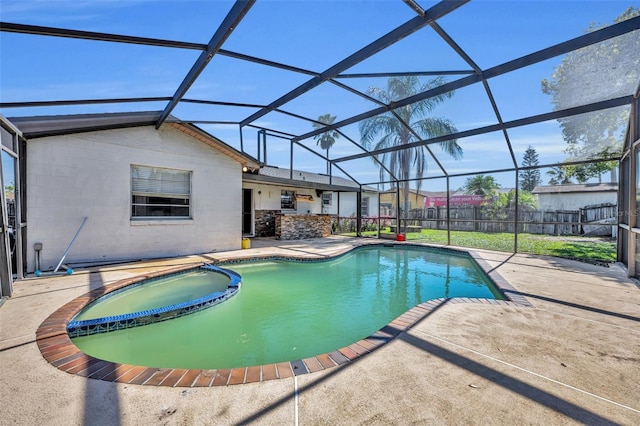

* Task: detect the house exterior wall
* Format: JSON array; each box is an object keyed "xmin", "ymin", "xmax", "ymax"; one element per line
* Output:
[
  {"xmin": 241, "ymin": 183, "xmax": 379, "ymax": 217},
  {"xmin": 27, "ymin": 125, "xmax": 242, "ymax": 272},
  {"xmin": 241, "ymin": 183, "xmax": 380, "ymax": 236},
  {"xmin": 320, "ymin": 191, "xmax": 379, "ymax": 217},
  {"xmin": 536, "ymin": 192, "xmax": 617, "ymax": 211},
  {"xmin": 242, "ymin": 182, "xmax": 323, "ymax": 213},
  {"xmin": 380, "ymin": 190, "xmax": 426, "ymax": 210}
]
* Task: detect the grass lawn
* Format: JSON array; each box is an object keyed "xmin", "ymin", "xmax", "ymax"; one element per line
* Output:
[{"xmin": 353, "ymin": 228, "xmax": 616, "ymax": 264}]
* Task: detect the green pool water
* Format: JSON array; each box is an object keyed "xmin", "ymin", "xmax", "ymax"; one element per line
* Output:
[
  {"xmin": 71, "ymin": 246, "xmax": 503, "ymax": 369},
  {"xmin": 73, "ymin": 270, "xmax": 230, "ymax": 320}
]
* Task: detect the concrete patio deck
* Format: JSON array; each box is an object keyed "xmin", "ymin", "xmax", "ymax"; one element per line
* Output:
[{"xmin": 1, "ymin": 236, "xmax": 639, "ymax": 425}]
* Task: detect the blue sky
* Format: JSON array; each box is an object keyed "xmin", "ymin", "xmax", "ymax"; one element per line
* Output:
[{"xmin": 1, "ymin": 0, "xmax": 639, "ymax": 191}]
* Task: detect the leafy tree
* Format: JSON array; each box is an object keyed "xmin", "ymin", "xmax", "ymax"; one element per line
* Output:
[
  {"xmin": 519, "ymin": 146, "xmax": 541, "ymax": 192},
  {"xmin": 4, "ymin": 183, "xmax": 14, "ymax": 198},
  {"xmin": 484, "ymin": 189, "xmax": 537, "ymax": 220},
  {"xmin": 546, "ymin": 158, "xmax": 616, "ymax": 185},
  {"xmin": 565, "ymin": 148, "xmax": 620, "ymax": 183},
  {"xmin": 546, "ymin": 166, "xmax": 573, "ymax": 185},
  {"xmin": 516, "ymin": 190, "xmax": 538, "ymax": 211},
  {"xmin": 462, "ymin": 174, "xmax": 500, "ymax": 197},
  {"xmin": 584, "ymin": 157, "xmax": 618, "ymax": 183},
  {"xmin": 312, "ymin": 113, "xmax": 340, "ymax": 174},
  {"xmin": 541, "ymin": 7, "xmax": 639, "ymax": 174},
  {"xmin": 359, "ymin": 76, "xmax": 461, "ymax": 228}
]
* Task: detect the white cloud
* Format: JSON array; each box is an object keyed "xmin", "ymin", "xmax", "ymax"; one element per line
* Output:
[{"xmin": 1, "ymin": 1, "xmax": 145, "ymax": 24}]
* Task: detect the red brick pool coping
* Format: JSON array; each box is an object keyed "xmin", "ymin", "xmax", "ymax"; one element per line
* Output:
[{"xmin": 36, "ymin": 245, "xmax": 531, "ymax": 387}]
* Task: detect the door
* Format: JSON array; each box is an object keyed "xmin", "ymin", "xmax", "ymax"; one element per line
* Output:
[{"xmin": 242, "ymin": 188, "xmax": 253, "ymax": 236}]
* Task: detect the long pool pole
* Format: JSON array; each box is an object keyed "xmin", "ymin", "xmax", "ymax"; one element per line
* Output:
[{"xmin": 54, "ymin": 217, "xmax": 88, "ymax": 272}]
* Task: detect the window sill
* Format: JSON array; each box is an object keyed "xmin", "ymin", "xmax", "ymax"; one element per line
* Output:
[{"xmin": 130, "ymin": 218, "xmax": 194, "ymax": 226}]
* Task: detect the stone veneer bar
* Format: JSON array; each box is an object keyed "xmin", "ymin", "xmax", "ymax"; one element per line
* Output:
[{"xmin": 275, "ymin": 214, "xmax": 331, "ymax": 240}]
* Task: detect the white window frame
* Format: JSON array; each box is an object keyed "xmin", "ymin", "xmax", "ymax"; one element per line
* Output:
[
  {"xmin": 322, "ymin": 192, "xmax": 332, "ymax": 206},
  {"xmin": 131, "ymin": 165, "xmax": 192, "ymax": 220},
  {"xmin": 361, "ymin": 196, "xmax": 370, "ymax": 217}
]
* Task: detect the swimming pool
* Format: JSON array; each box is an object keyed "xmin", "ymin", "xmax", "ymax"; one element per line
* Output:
[{"xmin": 69, "ymin": 245, "xmax": 504, "ymax": 370}]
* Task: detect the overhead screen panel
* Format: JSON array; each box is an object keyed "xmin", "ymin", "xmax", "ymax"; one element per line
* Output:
[
  {"xmin": 221, "ymin": 1, "xmax": 415, "ymax": 72},
  {"xmin": 509, "ymin": 105, "xmax": 631, "ymax": 169},
  {"xmin": 489, "ymin": 30, "xmax": 639, "ymax": 123},
  {"xmin": 488, "ymin": 59, "xmax": 564, "ymax": 122},
  {"xmin": 436, "ymin": 1, "xmax": 632, "ymax": 70},
  {"xmin": 329, "ymin": 122, "xmax": 373, "ymax": 159},
  {"xmin": 433, "ymin": 131, "xmax": 514, "ymax": 176},
  {"xmin": 342, "ymin": 18, "xmax": 472, "ymax": 75},
  {"xmin": 172, "ymin": 102, "xmax": 259, "ymax": 123},
  {"xmin": 416, "ymin": 81, "xmax": 499, "ymax": 133},
  {"xmin": 184, "ymin": 55, "xmax": 311, "ymax": 107},
  {"xmin": 0, "ymin": 0, "xmax": 636, "ymax": 192},
  {"xmin": 540, "ymin": 31, "xmax": 640, "ymax": 110},
  {"xmin": 0, "ymin": 33, "xmax": 199, "ymax": 117},
  {"xmin": 335, "ymin": 157, "xmax": 391, "ymax": 187},
  {"xmin": 278, "ymin": 81, "xmax": 377, "ymax": 130},
  {"xmin": 291, "ymin": 142, "xmax": 332, "ymax": 177}
]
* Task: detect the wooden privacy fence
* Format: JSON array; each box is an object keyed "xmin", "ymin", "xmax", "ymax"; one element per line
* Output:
[
  {"xmin": 332, "ymin": 203, "xmax": 617, "ymax": 236},
  {"xmin": 403, "ymin": 203, "xmax": 617, "ymax": 236}
]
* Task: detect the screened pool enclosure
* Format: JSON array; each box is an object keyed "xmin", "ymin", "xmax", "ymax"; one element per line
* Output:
[{"xmin": 1, "ymin": 0, "xmax": 639, "ymax": 294}]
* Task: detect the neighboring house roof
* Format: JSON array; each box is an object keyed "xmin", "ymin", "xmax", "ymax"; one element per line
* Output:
[
  {"xmin": 532, "ymin": 183, "xmax": 618, "ymax": 194},
  {"xmin": 243, "ymin": 166, "xmax": 378, "ymax": 193},
  {"xmin": 8, "ymin": 111, "xmax": 260, "ymax": 170}
]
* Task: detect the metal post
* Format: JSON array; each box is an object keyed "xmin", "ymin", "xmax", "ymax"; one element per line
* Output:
[
  {"xmin": 628, "ymin": 95, "xmax": 639, "ymax": 276},
  {"xmin": 256, "ymin": 129, "xmax": 261, "ymax": 163},
  {"xmin": 289, "ymin": 139, "xmax": 294, "ymax": 180},
  {"xmin": 377, "ymin": 190, "xmax": 381, "ymax": 239},
  {"xmin": 446, "ymin": 177, "xmax": 451, "ymax": 246},
  {"xmin": 262, "ymin": 130, "xmax": 267, "ymax": 165},
  {"xmin": 337, "ymin": 191, "xmax": 341, "ymax": 227},
  {"xmin": 11, "ymin": 133, "xmax": 24, "ymax": 279},
  {"xmin": 395, "ymin": 185, "xmax": 401, "ymax": 236},
  {"xmin": 0, "ymin": 147, "xmax": 11, "ymax": 296},
  {"xmin": 356, "ymin": 190, "xmax": 362, "ymax": 237},
  {"xmin": 514, "ymin": 172, "xmax": 519, "ymax": 254}
]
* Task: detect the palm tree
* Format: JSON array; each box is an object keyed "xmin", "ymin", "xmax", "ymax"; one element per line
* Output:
[
  {"xmin": 462, "ymin": 174, "xmax": 500, "ymax": 197},
  {"xmin": 359, "ymin": 76, "xmax": 462, "ymax": 231},
  {"xmin": 312, "ymin": 113, "xmax": 340, "ymax": 174}
]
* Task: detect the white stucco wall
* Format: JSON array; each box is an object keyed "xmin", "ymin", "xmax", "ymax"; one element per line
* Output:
[
  {"xmin": 241, "ymin": 183, "xmax": 379, "ymax": 217},
  {"xmin": 27, "ymin": 125, "xmax": 242, "ymax": 272},
  {"xmin": 536, "ymin": 192, "xmax": 617, "ymax": 211},
  {"xmin": 321, "ymin": 191, "xmax": 380, "ymax": 217},
  {"xmin": 242, "ymin": 183, "xmax": 322, "ymax": 213}
]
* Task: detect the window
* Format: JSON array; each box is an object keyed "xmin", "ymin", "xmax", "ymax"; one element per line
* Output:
[
  {"xmin": 131, "ymin": 165, "xmax": 191, "ymax": 218},
  {"xmin": 281, "ymin": 190, "xmax": 295, "ymax": 210},
  {"xmin": 322, "ymin": 192, "xmax": 332, "ymax": 206},
  {"xmin": 361, "ymin": 196, "xmax": 370, "ymax": 216}
]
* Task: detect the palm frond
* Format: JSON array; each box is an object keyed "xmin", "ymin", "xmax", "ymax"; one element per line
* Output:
[
  {"xmin": 312, "ymin": 113, "xmax": 339, "ymax": 151},
  {"xmin": 414, "ymin": 117, "xmax": 462, "ymax": 160}
]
